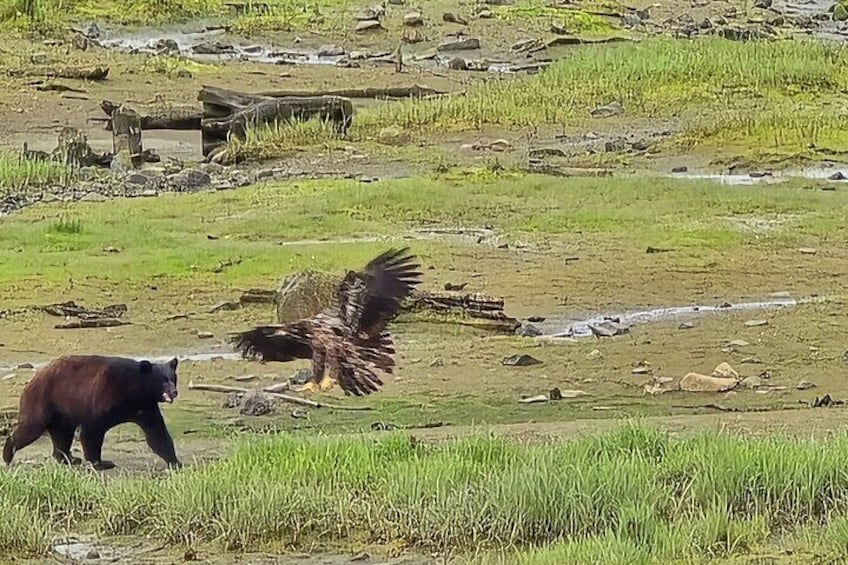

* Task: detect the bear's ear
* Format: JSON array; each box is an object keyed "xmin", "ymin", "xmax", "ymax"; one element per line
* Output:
[
  {"xmin": 168, "ymin": 357, "xmax": 178, "ymax": 371},
  {"xmin": 139, "ymin": 360, "xmax": 153, "ymax": 373}
]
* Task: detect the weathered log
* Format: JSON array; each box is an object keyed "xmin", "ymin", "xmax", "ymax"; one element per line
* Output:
[
  {"xmin": 100, "ymin": 100, "xmax": 202, "ymax": 131},
  {"xmin": 111, "ymin": 105, "xmax": 143, "ymax": 168},
  {"xmin": 402, "ymin": 290, "xmax": 521, "ymax": 333},
  {"xmin": 257, "ymin": 84, "xmax": 447, "ymax": 100},
  {"xmin": 8, "ymin": 65, "xmax": 109, "ymax": 81},
  {"xmin": 198, "ymin": 85, "xmax": 354, "ymax": 157},
  {"xmin": 40, "ymin": 301, "xmax": 127, "ymax": 320},
  {"xmin": 54, "ymin": 318, "xmax": 129, "ymax": 329}
]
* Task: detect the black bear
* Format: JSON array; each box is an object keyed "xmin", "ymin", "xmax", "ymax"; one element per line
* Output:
[{"xmin": 3, "ymin": 355, "xmax": 182, "ymax": 470}]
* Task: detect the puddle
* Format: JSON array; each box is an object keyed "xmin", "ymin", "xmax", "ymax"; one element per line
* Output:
[
  {"xmin": 535, "ymin": 295, "xmax": 809, "ymax": 339},
  {"xmin": 95, "ymin": 26, "xmax": 536, "ymax": 73},
  {"xmin": 665, "ymin": 166, "xmax": 848, "ymax": 185}
]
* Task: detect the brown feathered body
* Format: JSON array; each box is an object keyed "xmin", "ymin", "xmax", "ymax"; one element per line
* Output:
[{"xmin": 229, "ymin": 248, "xmax": 422, "ymax": 396}]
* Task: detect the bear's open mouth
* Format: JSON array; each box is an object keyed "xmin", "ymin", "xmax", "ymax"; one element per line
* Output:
[{"xmin": 161, "ymin": 392, "xmax": 174, "ymax": 403}]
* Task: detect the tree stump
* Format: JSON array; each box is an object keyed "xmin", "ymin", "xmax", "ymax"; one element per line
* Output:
[{"xmin": 111, "ymin": 105, "xmax": 143, "ymax": 168}]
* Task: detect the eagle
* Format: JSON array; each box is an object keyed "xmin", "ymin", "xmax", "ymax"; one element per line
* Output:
[{"xmin": 228, "ymin": 247, "xmax": 422, "ymax": 396}]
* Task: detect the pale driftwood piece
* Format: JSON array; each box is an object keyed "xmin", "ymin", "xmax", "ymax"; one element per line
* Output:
[
  {"xmin": 111, "ymin": 105, "xmax": 143, "ymax": 168},
  {"xmin": 518, "ymin": 395, "xmax": 550, "ymax": 404},
  {"xmin": 187, "ymin": 381, "xmax": 374, "ymax": 411}
]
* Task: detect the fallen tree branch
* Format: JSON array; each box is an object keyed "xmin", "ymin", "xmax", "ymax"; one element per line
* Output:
[
  {"xmin": 188, "ymin": 381, "xmax": 373, "ymax": 411},
  {"xmin": 54, "ymin": 318, "xmax": 129, "ymax": 329},
  {"xmin": 8, "ymin": 65, "xmax": 109, "ymax": 81},
  {"xmin": 257, "ymin": 84, "xmax": 448, "ymax": 100}
]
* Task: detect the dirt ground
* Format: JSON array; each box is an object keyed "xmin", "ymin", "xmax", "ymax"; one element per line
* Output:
[{"xmin": 3, "ymin": 1, "xmax": 848, "ymax": 561}]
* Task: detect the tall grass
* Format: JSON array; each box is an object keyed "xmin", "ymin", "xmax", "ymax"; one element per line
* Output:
[
  {"xmin": 6, "ymin": 424, "xmax": 848, "ymax": 560},
  {"xmin": 246, "ymin": 37, "xmax": 848, "ymax": 157},
  {"xmin": 0, "ymin": 151, "xmax": 74, "ymax": 192},
  {"xmin": 363, "ymin": 37, "xmax": 848, "ymax": 132}
]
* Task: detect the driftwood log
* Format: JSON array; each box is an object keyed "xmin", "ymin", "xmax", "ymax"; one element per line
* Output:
[
  {"xmin": 402, "ymin": 290, "xmax": 521, "ymax": 333},
  {"xmin": 7, "ymin": 65, "xmax": 109, "ymax": 81},
  {"xmin": 99, "ymin": 100, "xmax": 202, "ymax": 131},
  {"xmin": 198, "ymin": 85, "xmax": 354, "ymax": 157}
]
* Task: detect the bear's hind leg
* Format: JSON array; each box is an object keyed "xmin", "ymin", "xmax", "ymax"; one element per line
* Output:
[
  {"xmin": 79, "ymin": 425, "xmax": 115, "ymax": 471},
  {"xmin": 48, "ymin": 420, "xmax": 81, "ymax": 465},
  {"xmin": 3, "ymin": 421, "xmax": 48, "ymax": 465}
]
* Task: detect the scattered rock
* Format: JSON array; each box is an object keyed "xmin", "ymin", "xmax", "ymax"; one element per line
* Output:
[
  {"xmin": 234, "ymin": 374, "xmax": 258, "ymax": 382},
  {"xmin": 446, "ymin": 57, "xmax": 468, "ymax": 70},
  {"xmin": 586, "ymin": 349, "xmax": 604, "ymax": 360},
  {"xmin": 17, "ymin": 362, "xmax": 33, "ymax": 370},
  {"xmin": 515, "ymin": 323, "xmax": 542, "ymax": 337},
  {"xmin": 551, "ymin": 22, "xmax": 569, "ymax": 34},
  {"xmin": 632, "ymin": 365, "xmax": 652, "ymax": 375},
  {"xmin": 588, "ymin": 320, "xmax": 629, "ymax": 338},
  {"xmin": 671, "ymin": 166, "xmax": 688, "ymax": 173},
  {"xmin": 355, "ymin": 19, "xmax": 384, "ymax": 32},
  {"xmin": 196, "ymin": 331, "xmax": 214, "ymax": 339},
  {"xmin": 240, "ymin": 391, "xmax": 275, "ymax": 416},
  {"xmin": 476, "ymin": 9, "xmax": 493, "ymax": 18},
  {"xmin": 828, "ymin": 171, "xmax": 846, "ymax": 180},
  {"xmin": 437, "ymin": 37, "xmax": 481, "ymax": 52},
  {"xmin": 317, "ymin": 44, "xmax": 345, "ymax": 57},
  {"xmin": 167, "ymin": 168, "xmax": 211, "ymax": 192},
  {"xmin": 644, "ymin": 376, "xmax": 677, "ymax": 395},
  {"xmin": 796, "ymin": 380, "xmax": 816, "ymax": 391},
  {"xmin": 679, "ymin": 372, "xmax": 739, "ymax": 392},
  {"xmin": 404, "ymin": 11, "xmax": 424, "ymax": 26},
  {"xmin": 741, "ymin": 375, "xmax": 762, "ymax": 389},
  {"xmin": 80, "ymin": 192, "xmax": 108, "ymax": 202},
  {"xmin": 590, "ymin": 101, "xmax": 624, "ymax": 118},
  {"xmin": 502, "ymin": 354, "xmax": 542, "ymax": 367},
  {"xmin": 290, "ymin": 368, "xmax": 312, "ymax": 385},
  {"xmin": 727, "ymin": 339, "xmax": 750, "ymax": 348},
  {"xmin": 678, "ymin": 321, "xmax": 695, "ymax": 330},
  {"xmin": 428, "ymin": 357, "xmax": 444, "ymax": 367},
  {"xmin": 799, "ymin": 247, "xmax": 817, "ymax": 255},
  {"xmin": 443, "ymin": 12, "xmax": 468, "ymax": 24},
  {"xmin": 712, "ymin": 362, "xmax": 739, "ymax": 379},
  {"xmin": 744, "ymin": 319, "xmax": 768, "ymax": 327},
  {"xmin": 753, "ymin": 0, "xmax": 772, "ymax": 8}
]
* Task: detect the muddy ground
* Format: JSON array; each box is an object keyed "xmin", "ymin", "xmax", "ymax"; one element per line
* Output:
[{"xmin": 3, "ymin": 0, "xmax": 848, "ymax": 562}]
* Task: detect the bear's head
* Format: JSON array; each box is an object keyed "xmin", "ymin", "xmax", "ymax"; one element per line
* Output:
[{"xmin": 139, "ymin": 357, "xmax": 179, "ymax": 403}]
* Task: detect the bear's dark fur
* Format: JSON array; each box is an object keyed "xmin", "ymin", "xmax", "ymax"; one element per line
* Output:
[{"xmin": 3, "ymin": 355, "xmax": 182, "ymax": 471}]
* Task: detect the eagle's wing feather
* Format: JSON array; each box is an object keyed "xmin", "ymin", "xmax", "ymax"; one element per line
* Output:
[
  {"xmin": 337, "ymin": 247, "xmax": 422, "ymax": 339},
  {"xmin": 228, "ymin": 321, "xmax": 314, "ymax": 363}
]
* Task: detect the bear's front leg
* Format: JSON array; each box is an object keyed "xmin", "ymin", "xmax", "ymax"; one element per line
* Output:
[{"xmin": 135, "ymin": 407, "xmax": 181, "ymax": 469}]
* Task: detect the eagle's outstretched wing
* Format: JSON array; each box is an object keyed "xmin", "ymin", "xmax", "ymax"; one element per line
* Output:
[
  {"xmin": 228, "ymin": 321, "xmax": 314, "ymax": 363},
  {"xmin": 337, "ymin": 247, "xmax": 422, "ymax": 339}
]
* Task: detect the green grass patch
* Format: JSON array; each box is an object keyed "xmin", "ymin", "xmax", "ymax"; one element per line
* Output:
[
  {"xmin": 246, "ymin": 37, "xmax": 848, "ymax": 160},
  {"xmin": 6, "ymin": 424, "xmax": 848, "ymax": 560},
  {"xmin": 0, "ymin": 172, "xmax": 842, "ymax": 288},
  {"xmin": 0, "ymin": 151, "xmax": 74, "ymax": 192}
]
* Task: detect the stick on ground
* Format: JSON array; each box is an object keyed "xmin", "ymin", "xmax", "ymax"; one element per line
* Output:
[{"xmin": 187, "ymin": 381, "xmax": 373, "ymax": 411}]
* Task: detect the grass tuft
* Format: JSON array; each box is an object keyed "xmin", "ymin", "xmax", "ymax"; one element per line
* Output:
[
  {"xmin": 5, "ymin": 425, "xmax": 848, "ymax": 559},
  {"xmin": 0, "ymin": 151, "xmax": 74, "ymax": 192}
]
